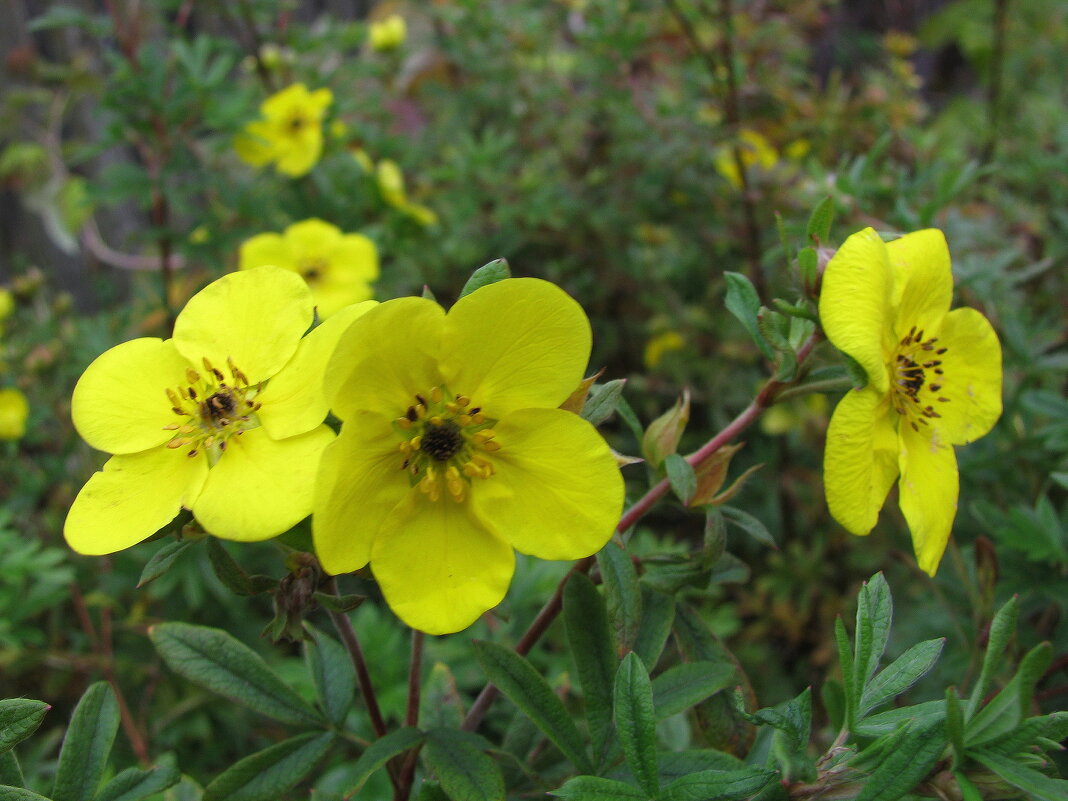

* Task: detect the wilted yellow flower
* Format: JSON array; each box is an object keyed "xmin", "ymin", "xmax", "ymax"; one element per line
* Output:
[
  {"xmin": 239, "ymin": 219, "xmax": 379, "ymax": 319},
  {"xmin": 0, "ymin": 388, "xmax": 29, "ymax": 440},
  {"xmin": 820, "ymin": 228, "xmax": 1002, "ymax": 575},
  {"xmin": 370, "ymin": 14, "xmax": 407, "ymax": 51},
  {"xmin": 376, "ymin": 159, "xmax": 438, "ymax": 227},
  {"xmin": 65, "ymin": 267, "xmax": 375, "ymax": 555},
  {"xmin": 714, "ymin": 129, "xmax": 779, "ymax": 189},
  {"xmin": 234, "ymin": 84, "xmax": 333, "ymax": 178},
  {"xmin": 314, "ymin": 278, "xmax": 623, "ymax": 634}
]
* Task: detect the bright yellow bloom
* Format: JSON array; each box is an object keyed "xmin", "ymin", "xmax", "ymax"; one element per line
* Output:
[
  {"xmin": 820, "ymin": 228, "xmax": 1002, "ymax": 575},
  {"xmin": 314, "ymin": 278, "xmax": 624, "ymax": 634},
  {"xmin": 0, "ymin": 388, "xmax": 29, "ymax": 440},
  {"xmin": 239, "ymin": 219, "xmax": 379, "ymax": 319},
  {"xmin": 714, "ymin": 129, "xmax": 779, "ymax": 189},
  {"xmin": 65, "ymin": 267, "xmax": 375, "ymax": 555},
  {"xmin": 234, "ymin": 84, "xmax": 333, "ymax": 178},
  {"xmin": 376, "ymin": 160, "xmax": 439, "ymax": 227},
  {"xmin": 369, "ymin": 14, "xmax": 407, "ymax": 51}
]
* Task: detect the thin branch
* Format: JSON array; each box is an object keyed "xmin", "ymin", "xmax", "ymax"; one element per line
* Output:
[
  {"xmin": 81, "ymin": 218, "xmax": 186, "ymax": 271},
  {"xmin": 395, "ymin": 630, "xmax": 425, "ymax": 801}
]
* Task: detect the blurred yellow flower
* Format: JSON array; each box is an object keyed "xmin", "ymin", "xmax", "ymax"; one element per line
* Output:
[
  {"xmin": 376, "ymin": 159, "xmax": 439, "ymax": 227},
  {"xmin": 643, "ymin": 331, "xmax": 685, "ymax": 369},
  {"xmin": 714, "ymin": 129, "xmax": 778, "ymax": 189},
  {"xmin": 0, "ymin": 288, "xmax": 13, "ymax": 322},
  {"xmin": 351, "ymin": 148, "xmax": 375, "ymax": 174},
  {"xmin": 370, "ymin": 14, "xmax": 407, "ymax": 51},
  {"xmin": 65, "ymin": 267, "xmax": 375, "ymax": 555},
  {"xmin": 314, "ymin": 278, "xmax": 623, "ymax": 634},
  {"xmin": 820, "ymin": 228, "xmax": 1002, "ymax": 575},
  {"xmin": 239, "ymin": 219, "xmax": 379, "ymax": 319},
  {"xmin": 234, "ymin": 84, "xmax": 333, "ymax": 178},
  {"xmin": 0, "ymin": 387, "xmax": 29, "ymax": 440}
]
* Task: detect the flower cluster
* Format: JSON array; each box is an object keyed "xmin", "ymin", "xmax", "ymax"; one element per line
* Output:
[{"xmin": 234, "ymin": 84, "xmax": 333, "ymax": 178}]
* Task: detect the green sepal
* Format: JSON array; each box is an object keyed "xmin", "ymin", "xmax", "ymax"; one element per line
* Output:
[
  {"xmin": 459, "ymin": 258, "xmax": 511, "ymax": 299},
  {"xmin": 582, "ymin": 379, "xmax": 627, "ymax": 426}
]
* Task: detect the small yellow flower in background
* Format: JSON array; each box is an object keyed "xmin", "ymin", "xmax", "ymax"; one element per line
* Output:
[
  {"xmin": 65, "ymin": 266, "xmax": 375, "ymax": 555},
  {"xmin": 820, "ymin": 228, "xmax": 1002, "ymax": 575},
  {"xmin": 314, "ymin": 278, "xmax": 624, "ymax": 634},
  {"xmin": 239, "ymin": 219, "xmax": 379, "ymax": 319},
  {"xmin": 0, "ymin": 288, "xmax": 14, "ymax": 323},
  {"xmin": 0, "ymin": 387, "xmax": 29, "ymax": 440},
  {"xmin": 376, "ymin": 159, "xmax": 439, "ymax": 227},
  {"xmin": 234, "ymin": 84, "xmax": 333, "ymax": 178},
  {"xmin": 714, "ymin": 129, "xmax": 778, "ymax": 189},
  {"xmin": 351, "ymin": 148, "xmax": 375, "ymax": 174},
  {"xmin": 369, "ymin": 14, "xmax": 407, "ymax": 52},
  {"xmin": 643, "ymin": 330, "xmax": 685, "ymax": 369}
]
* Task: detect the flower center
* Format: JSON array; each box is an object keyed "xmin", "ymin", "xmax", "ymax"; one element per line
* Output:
[
  {"xmin": 297, "ymin": 256, "xmax": 329, "ymax": 282},
  {"xmin": 163, "ymin": 357, "xmax": 262, "ymax": 464},
  {"xmin": 892, "ymin": 325, "xmax": 950, "ymax": 432},
  {"xmin": 393, "ymin": 385, "xmax": 499, "ymax": 503}
]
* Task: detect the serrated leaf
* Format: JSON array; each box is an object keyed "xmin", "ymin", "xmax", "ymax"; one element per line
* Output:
[
  {"xmin": 598, "ymin": 543, "xmax": 642, "ymax": 657},
  {"xmin": 664, "ymin": 454, "xmax": 697, "ymax": 505},
  {"xmin": 150, "ymin": 623, "xmax": 320, "ymax": 726},
  {"xmin": 859, "ymin": 638, "xmax": 944, "ymax": 717},
  {"xmin": 0, "ymin": 701, "xmax": 49, "ymax": 755},
  {"xmin": 972, "ymin": 749, "xmax": 1068, "ymax": 801},
  {"xmin": 0, "ymin": 788, "xmax": 52, "ymax": 801},
  {"xmin": 459, "ymin": 259, "xmax": 510, "ymax": 299},
  {"xmin": 304, "ymin": 626, "xmax": 355, "ymax": 727},
  {"xmin": 652, "ymin": 662, "xmax": 735, "ymax": 720},
  {"xmin": 723, "ymin": 272, "xmax": 774, "ymax": 359},
  {"xmin": 563, "ymin": 573, "xmax": 615, "ymax": 768},
  {"xmin": 966, "ymin": 597, "xmax": 1019, "ymax": 723},
  {"xmin": 424, "ymin": 728, "xmax": 504, "ymax": 801},
  {"xmin": 633, "ymin": 587, "xmax": 675, "ymax": 671},
  {"xmin": 806, "ymin": 196, "xmax": 835, "ymax": 244},
  {"xmin": 614, "ymin": 653, "xmax": 659, "ymax": 797},
  {"xmin": 720, "ymin": 506, "xmax": 776, "ymax": 548},
  {"xmin": 344, "ymin": 727, "xmax": 423, "ymax": 796},
  {"xmin": 203, "ymin": 732, "xmax": 333, "ymax": 801},
  {"xmin": 551, "ymin": 776, "xmax": 649, "ymax": 800},
  {"xmin": 137, "ymin": 539, "xmax": 195, "ymax": 587},
  {"xmin": 473, "ymin": 641, "xmax": 591, "ymax": 772},
  {"xmin": 854, "ymin": 720, "xmax": 947, "ymax": 801},
  {"xmin": 53, "ymin": 682, "xmax": 119, "ymax": 801},
  {"xmin": 659, "ymin": 768, "xmax": 777, "ymax": 801},
  {"xmin": 582, "ymin": 379, "xmax": 627, "ymax": 426},
  {"xmin": 96, "ymin": 754, "xmax": 180, "ymax": 801},
  {"xmin": 420, "ymin": 663, "xmax": 465, "ymax": 730}
]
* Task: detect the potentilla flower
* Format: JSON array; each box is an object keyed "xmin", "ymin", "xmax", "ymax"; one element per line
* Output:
[
  {"xmin": 314, "ymin": 278, "xmax": 624, "ymax": 634},
  {"xmin": 65, "ymin": 267, "xmax": 374, "ymax": 555},
  {"xmin": 239, "ymin": 219, "xmax": 379, "ymax": 318},
  {"xmin": 234, "ymin": 84, "xmax": 333, "ymax": 178},
  {"xmin": 369, "ymin": 14, "xmax": 407, "ymax": 51},
  {"xmin": 820, "ymin": 228, "xmax": 1002, "ymax": 575},
  {"xmin": 0, "ymin": 387, "xmax": 29, "ymax": 440},
  {"xmin": 376, "ymin": 160, "xmax": 438, "ymax": 227}
]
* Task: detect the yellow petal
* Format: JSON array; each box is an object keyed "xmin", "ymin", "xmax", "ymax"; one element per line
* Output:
[
  {"xmin": 928, "ymin": 307, "xmax": 1002, "ymax": 445},
  {"xmin": 0, "ymin": 388, "xmax": 29, "ymax": 440},
  {"xmin": 887, "ymin": 229, "xmax": 952, "ymax": 336},
  {"xmin": 471, "ymin": 408, "xmax": 623, "ymax": 560},
  {"xmin": 173, "ymin": 266, "xmax": 313, "ymax": 383},
  {"xmin": 64, "ymin": 447, "xmax": 208, "ymax": 555},
  {"xmin": 274, "ymin": 131, "xmax": 323, "ymax": 177},
  {"xmin": 234, "ymin": 122, "xmax": 275, "ymax": 167},
  {"xmin": 326, "ymin": 297, "xmax": 446, "ymax": 420},
  {"xmin": 898, "ymin": 422, "xmax": 959, "ymax": 576},
  {"xmin": 258, "ymin": 301, "xmax": 377, "ymax": 439},
  {"xmin": 442, "ymin": 278, "xmax": 592, "ymax": 416},
  {"xmin": 310, "ymin": 280, "xmax": 374, "ymax": 319},
  {"xmin": 191, "ymin": 425, "xmax": 334, "ymax": 541},
  {"xmin": 312, "ymin": 415, "xmax": 409, "ymax": 573},
  {"xmin": 823, "ymin": 388, "xmax": 899, "ymax": 535},
  {"xmin": 819, "ymin": 228, "xmax": 892, "ymax": 394},
  {"xmin": 285, "ymin": 218, "xmax": 343, "ymax": 253},
  {"xmin": 371, "ymin": 493, "xmax": 515, "ymax": 634},
  {"xmin": 72, "ymin": 338, "xmax": 190, "ymax": 454},
  {"xmin": 239, "ymin": 232, "xmax": 294, "ymax": 271},
  {"xmin": 332, "ymin": 233, "xmax": 380, "ymax": 282}
]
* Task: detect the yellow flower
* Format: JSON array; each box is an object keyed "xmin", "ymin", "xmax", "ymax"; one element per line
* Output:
[
  {"xmin": 0, "ymin": 288, "xmax": 13, "ymax": 323},
  {"xmin": 314, "ymin": 278, "xmax": 624, "ymax": 634},
  {"xmin": 714, "ymin": 129, "xmax": 779, "ymax": 189},
  {"xmin": 239, "ymin": 219, "xmax": 379, "ymax": 319},
  {"xmin": 369, "ymin": 14, "xmax": 407, "ymax": 52},
  {"xmin": 643, "ymin": 330, "xmax": 685, "ymax": 369},
  {"xmin": 0, "ymin": 388, "xmax": 29, "ymax": 440},
  {"xmin": 234, "ymin": 84, "xmax": 333, "ymax": 178},
  {"xmin": 820, "ymin": 228, "xmax": 1002, "ymax": 575},
  {"xmin": 376, "ymin": 159, "xmax": 439, "ymax": 227},
  {"xmin": 65, "ymin": 267, "xmax": 375, "ymax": 555}
]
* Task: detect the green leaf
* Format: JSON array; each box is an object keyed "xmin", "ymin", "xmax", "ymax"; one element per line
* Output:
[
  {"xmin": 203, "ymin": 732, "xmax": 333, "ymax": 801},
  {"xmin": 304, "ymin": 626, "xmax": 355, "ymax": 727},
  {"xmin": 966, "ymin": 596, "xmax": 1018, "ymax": 722},
  {"xmin": 137, "ymin": 539, "xmax": 195, "ymax": 587},
  {"xmin": 720, "ymin": 506, "xmax": 776, "ymax": 548},
  {"xmin": 853, "ymin": 699, "xmax": 946, "ymax": 738},
  {"xmin": 652, "ymin": 662, "xmax": 735, "ymax": 720},
  {"xmin": 854, "ymin": 720, "xmax": 947, "ymax": 801},
  {"xmin": 0, "ymin": 788, "xmax": 52, "ymax": 801},
  {"xmin": 420, "ymin": 662, "xmax": 466, "ymax": 731},
  {"xmin": 583, "ymin": 379, "xmax": 627, "ymax": 426},
  {"xmin": 633, "ymin": 587, "xmax": 675, "ymax": 671},
  {"xmin": 52, "ymin": 682, "xmax": 119, "ymax": 801},
  {"xmin": 797, "ymin": 247, "xmax": 819, "ymax": 291},
  {"xmin": 859, "ymin": 638, "xmax": 944, "ymax": 717},
  {"xmin": 723, "ymin": 272, "xmax": 774, "ymax": 359},
  {"xmin": 150, "ymin": 623, "xmax": 320, "ymax": 726},
  {"xmin": 0, "ymin": 752, "xmax": 24, "ymax": 788},
  {"xmin": 459, "ymin": 259, "xmax": 510, "ymax": 299},
  {"xmin": 344, "ymin": 727, "xmax": 424, "ymax": 796},
  {"xmin": 664, "ymin": 454, "xmax": 698, "ymax": 505},
  {"xmin": 658, "ymin": 768, "xmax": 778, "ymax": 801},
  {"xmin": 834, "ymin": 617, "xmax": 856, "ymax": 730},
  {"xmin": 551, "ymin": 776, "xmax": 649, "ymax": 800},
  {"xmin": 473, "ymin": 641, "xmax": 591, "ymax": 772},
  {"xmin": 614, "ymin": 653, "xmax": 659, "ymax": 797},
  {"xmin": 966, "ymin": 642, "xmax": 1053, "ymax": 747},
  {"xmin": 945, "ymin": 688, "xmax": 965, "ymax": 762},
  {"xmin": 206, "ymin": 539, "xmax": 255, "ymax": 595},
  {"xmin": 423, "ymin": 728, "xmax": 504, "ymax": 801},
  {"xmin": 972, "ymin": 749, "xmax": 1068, "ymax": 801},
  {"xmin": 96, "ymin": 754, "xmax": 181, "ymax": 801},
  {"xmin": 312, "ymin": 592, "xmax": 365, "ymax": 613},
  {"xmin": 563, "ymin": 573, "xmax": 615, "ymax": 767},
  {"xmin": 854, "ymin": 573, "xmax": 893, "ymax": 692},
  {"xmin": 598, "ymin": 543, "xmax": 643, "ymax": 656},
  {"xmin": 982, "ymin": 711, "xmax": 1068, "ymax": 757},
  {"xmin": 805, "ymin": 196, "xmax": 835, "ymax": 244},
  {"xmin": 0, "ymin": 701, "xmax": 49, "ymax": 755},
  {"xmin": 614, "ymin": 396, "xmax": 647, "ymax": 448}
]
